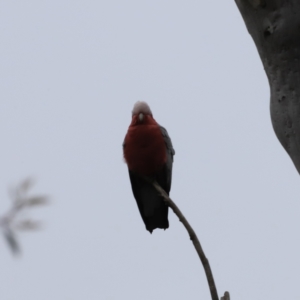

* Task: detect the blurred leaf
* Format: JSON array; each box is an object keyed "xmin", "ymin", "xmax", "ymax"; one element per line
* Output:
[
  {"xmin": 19, "ymin": 178, "xmax": 34, "ymax": 193},
  {"xmin": 15, "ymin": 220, "xmax": 42, "ymax": 231},
  {"xmin": 3, "ymin": 227, "xmax": 20, "ymax": 255},
  {"xmin": 26, "ymin": 196, "xmax": 49, "ymax": 206},
  {"xmin": 8, "ymin": 178, "xmax": 33, "ymax": 205},
  {"xmin": 1, "ymin": 177, "xmax": 49, "ymax": 255}
]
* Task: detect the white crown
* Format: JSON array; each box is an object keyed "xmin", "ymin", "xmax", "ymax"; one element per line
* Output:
[{"xmin": 132, "ymin": 101, "xmax": 152, "ymax": 116}]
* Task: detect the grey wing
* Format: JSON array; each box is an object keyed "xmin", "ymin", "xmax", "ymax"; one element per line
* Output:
[
  {"xmin": 159, "ymin": 126, "xmax": 175, "ymax": 158},
  {"xmin": 159, "ymin": 125, "xmax": 175, "ymax": 194}
]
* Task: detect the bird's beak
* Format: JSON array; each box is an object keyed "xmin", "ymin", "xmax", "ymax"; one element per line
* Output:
[{"xmin": 139, "ymin": 113, "xmax": 144, "ymax": 122}]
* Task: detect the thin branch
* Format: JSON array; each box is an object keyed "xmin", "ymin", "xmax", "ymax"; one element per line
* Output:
[
  {"xmin": 152, "ymin": 180, "xmax": 228, "ymax": 300},
  {"xmin": 221, "ymin": 291, "xmax": 230, "ymax": 300}
]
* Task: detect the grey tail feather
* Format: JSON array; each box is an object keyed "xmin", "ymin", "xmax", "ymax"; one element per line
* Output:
[{"xmin": 129, "ymin": 171, "xmax": 169, "ymax": 233}]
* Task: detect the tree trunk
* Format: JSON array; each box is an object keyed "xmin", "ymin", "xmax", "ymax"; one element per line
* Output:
[{"xmin": 235, "ymin": 0, "xmax": 300, "ymax": 174}]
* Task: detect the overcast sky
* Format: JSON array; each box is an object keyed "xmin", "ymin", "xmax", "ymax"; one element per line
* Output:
[{"xmin": 0, "ymin": 1, "xmax": 299, "ymax": 300}]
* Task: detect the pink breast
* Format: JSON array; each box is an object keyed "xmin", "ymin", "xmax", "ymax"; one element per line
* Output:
[{"xmin": 124, "ymin": 125, "xmax": 166, "ymax": 175}]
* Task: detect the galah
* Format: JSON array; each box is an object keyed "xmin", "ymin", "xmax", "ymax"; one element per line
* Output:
[{"xmin": 123, "ymin": 101, "xmax": 175, "ymax": 233}]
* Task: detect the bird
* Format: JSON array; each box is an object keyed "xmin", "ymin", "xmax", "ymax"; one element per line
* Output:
[{"xmin": 123, "ymin": 101, "xmax": 175, "ymax": 233}]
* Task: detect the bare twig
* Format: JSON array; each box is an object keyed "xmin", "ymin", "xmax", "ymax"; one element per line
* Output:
[
  {"xmin": 221, "ymin": 291, "xmax": 230, "ymax": 300},
  {"xmin": 152, "ymin": 180, "xmax": 228, "ymax": 300},
  {"xmin": 0, "ymin": 178, "xmax": 49, "ymax": 254}
]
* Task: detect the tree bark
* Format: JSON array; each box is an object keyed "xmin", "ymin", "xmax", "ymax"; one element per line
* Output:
[{"xmin": 235, "ymin": 0, "xmax": 300, "ymax": 174}]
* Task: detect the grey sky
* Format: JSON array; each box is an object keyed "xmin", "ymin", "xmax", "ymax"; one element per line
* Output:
[{"xmin": 0, "ymin": 1, "xmax": 299, "ymax": 300}]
